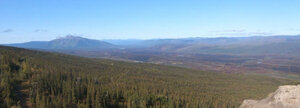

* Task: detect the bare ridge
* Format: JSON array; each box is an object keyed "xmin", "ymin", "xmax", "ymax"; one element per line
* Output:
[{"xmin": 240, "ymin": 85, "xmax": 300, "ymax": 108}]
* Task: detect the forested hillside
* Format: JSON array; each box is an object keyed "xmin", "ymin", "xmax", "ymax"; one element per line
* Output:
[{"xmin": 0, "ymin": 46, "xmax": 297, "ymax": 108}]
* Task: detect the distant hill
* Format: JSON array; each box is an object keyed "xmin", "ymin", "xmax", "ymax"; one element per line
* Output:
[
  {"xmin": 138, "ymin": 35, "xmax": 300, "ymax": 55},
  {"xmin": 7, "ymin": 35, "xmax": 116, "ymax": 50},
  {"xmin": 101, "ymin": 35, "xmax": 300, "ymax": 56},
  {"xmin": 173, "ymin": 36, "xmax": 300, "ymax": 55}
]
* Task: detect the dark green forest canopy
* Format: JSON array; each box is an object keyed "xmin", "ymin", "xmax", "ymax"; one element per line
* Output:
[{"xmin": 0, "ymin": 46, "xmax": 297, "ymax": 108}]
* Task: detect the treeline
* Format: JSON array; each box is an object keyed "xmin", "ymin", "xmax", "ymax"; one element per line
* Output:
[{"xmin": 0, "ymin": 46, "xmax": 297, "ymax": 108}]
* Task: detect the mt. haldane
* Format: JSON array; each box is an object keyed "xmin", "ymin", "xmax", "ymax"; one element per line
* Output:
[{"xmin": 7, "ymin": 35, "xmax": 115, "ymax": 51}]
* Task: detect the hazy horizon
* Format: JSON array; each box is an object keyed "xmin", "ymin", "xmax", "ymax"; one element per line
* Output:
[{"xmin": 2, "ymin": 34, "xmax": 300, "ymax": 44}]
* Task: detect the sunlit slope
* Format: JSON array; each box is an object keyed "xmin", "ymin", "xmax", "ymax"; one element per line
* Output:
[{"xmin": 0, "ymin": 46, "xmax": 297, "ymax": 108}]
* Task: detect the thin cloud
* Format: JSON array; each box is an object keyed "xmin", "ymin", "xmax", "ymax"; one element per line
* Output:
[
  {"xmin": 248, "ymin": 32, "xmax": 274, "ymax": 36},
  {"xmin": 289, "ymin": 28, "xmax": 300, "ymax": 31},
  {"xmin": 215, "ymin": 31, "xmax": 274, "ymax": 36},
  {"xmin": 2, "ymin": 29, "xmax": 13, "ymax": 33},
  {"xmin": 34, "ymin": 29, "xmax": 47, "ymax": 32},
  {"xmin": 210, "ymin": 29, "xmax": 246, "ymax": 33}
]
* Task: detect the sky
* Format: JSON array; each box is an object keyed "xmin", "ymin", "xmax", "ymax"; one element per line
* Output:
[{"xmin": 1, "ymin": 0, "xmax": 300, "ymax": 44}]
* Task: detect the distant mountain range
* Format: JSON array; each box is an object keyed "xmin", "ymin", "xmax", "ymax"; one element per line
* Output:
[
  {"xmin": 105, "ymin": 35, "xmax": 300, "ymax": 56},
  {"xmin": 7, "ymin": 35, "xmax": 116, "ymax": 51},
  {"xmin": 5, "ymin": 35, "xmax": 300, "ymax": 55},
  {"xmin": 131, "ymin": 35, "xmax": 300, "ymax": 55}
]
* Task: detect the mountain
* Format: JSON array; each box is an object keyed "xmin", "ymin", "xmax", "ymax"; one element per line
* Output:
[
  {"xmin": 7, "ymin": 35, "xmax": 116, "ymax": 50},
  {"xmin": 240, "ymin": 85, "xmax": 300, "ymax": 108},
  {"xmin": 0, "ymin": 45, "xmax": 297, "ymax": 107}
]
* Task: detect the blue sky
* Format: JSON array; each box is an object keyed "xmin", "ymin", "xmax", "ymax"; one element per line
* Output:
[{"xmin": 1, "ymin": 0, "xmax": 300, "ymax": 43}]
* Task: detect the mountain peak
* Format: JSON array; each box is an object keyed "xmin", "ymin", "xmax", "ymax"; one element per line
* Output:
[
  {"xmin": 54, "ymin": 35, "xmax": 86, "ymax": 41},
  {"xmin": 48, "ymin": 35, "xmax": 115, "ymax": 50}
]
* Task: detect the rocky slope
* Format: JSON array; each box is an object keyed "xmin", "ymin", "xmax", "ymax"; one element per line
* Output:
[{"xmin": 240, "ymin": 85, "xmax": 300, "ymax": 108}]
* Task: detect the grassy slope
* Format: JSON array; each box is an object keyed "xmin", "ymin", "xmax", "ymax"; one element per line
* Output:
[{"xmin": 0, "ymin": 46, "xmax": 298, "ymax": 107}]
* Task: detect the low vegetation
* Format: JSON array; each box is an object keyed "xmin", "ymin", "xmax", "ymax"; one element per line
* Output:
[{"xmin": 0, "ymin": 46, "xmax": 297, "ymax": 108}]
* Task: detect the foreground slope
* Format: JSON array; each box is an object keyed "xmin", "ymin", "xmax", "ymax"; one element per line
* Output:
[{"xmin": 0, "ymin": 46, "xmax": 297, "ymax": 108}]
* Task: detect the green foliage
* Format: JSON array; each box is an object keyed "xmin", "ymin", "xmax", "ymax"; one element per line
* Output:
[{"xmin": 0, "ymin": 46, "xmax": 297, "ymax": 108}]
